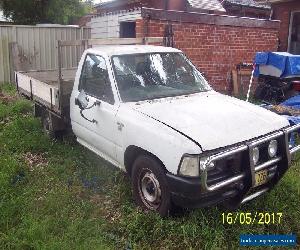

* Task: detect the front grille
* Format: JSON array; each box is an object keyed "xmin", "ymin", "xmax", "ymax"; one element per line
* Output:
[
  {"xmin": 207, "ymin": 151, "xmax": 244, "ymax": 186},
  {"xmin": 206, "ymin": 134, "xmax": 283, "ymax": 187},
  {"xmin": 257, "ymin": 142, "xmax": 270, "ymax": 164},
  {"xmin": 268, "ymin": 165, "xmax": 277, "ymax": 179},
  {"xmin": 201, "ymin": 125, "xmax": 300, "ymax": 195}
]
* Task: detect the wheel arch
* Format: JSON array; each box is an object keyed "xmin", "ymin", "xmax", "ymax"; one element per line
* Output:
[{"xmin": 124, "ymin": 145, "xmax": 167, "ymax": 176}]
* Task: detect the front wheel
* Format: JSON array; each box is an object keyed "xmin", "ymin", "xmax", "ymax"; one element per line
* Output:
[{"xmin": 131, "ymin": 155, "xmax": 172, "ymax": 217}]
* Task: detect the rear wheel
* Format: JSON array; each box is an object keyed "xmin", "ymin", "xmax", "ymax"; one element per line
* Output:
[
  {"xmin": 41, "ymin": 111, "xmax": 63, "ymax": 140},
  {"xmin": 131, "ymin": 154, "xmax": 172, "ymax": 217},
  {"xmin": 42, "ymin": 112, "xmax": 55, "ymax": 139}
]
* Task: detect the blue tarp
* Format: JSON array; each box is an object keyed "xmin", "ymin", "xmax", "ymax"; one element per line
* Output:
[
  {"xmin": 282, "ymin": 115, "xmax": 300, "ymax": 147},
  {"xmin": 260, "ymin": 95, "xmax": 300, "ymax": 125},
  {"xmin": 261, "ymin": 95, "xmax": 300, "ymax": 146},
  {"xmin": 254, "ymin": 52, "xmax": 300, "ymax": 78},
  {"xmin": 284, "ymin": 115, "xmax": 300, "ymax": 126},
  {"xmin": 281, "ymin": 95, "xmax": 300, "ymax": 110},
  {"xmin": 280, "ymin": 95, "xmax": 300, "ymax": 126}
]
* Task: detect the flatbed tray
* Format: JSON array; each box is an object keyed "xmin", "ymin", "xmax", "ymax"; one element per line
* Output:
[{"xmin": 16, "ymin": 68, "xmax": 76, "ymax": 114}]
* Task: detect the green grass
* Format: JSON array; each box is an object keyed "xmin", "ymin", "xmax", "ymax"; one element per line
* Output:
[{"xmin": 0, "ymin": 83, "xmax": 299, "ymax": 249}]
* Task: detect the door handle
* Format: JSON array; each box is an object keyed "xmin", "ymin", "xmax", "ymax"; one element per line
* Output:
[{"xmin": 80, "ymin": 109, "xmax": 98, "ymax": 124}]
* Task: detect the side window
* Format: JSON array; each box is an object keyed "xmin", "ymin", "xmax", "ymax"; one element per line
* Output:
[{"xmin": 79, "ymin": 54, "xmax": 114, "ymax": 104}]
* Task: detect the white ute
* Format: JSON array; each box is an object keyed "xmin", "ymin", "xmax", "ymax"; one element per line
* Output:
[{"xmin": 15, "ymin": 38, "xmax": 300, "ymax": 216}]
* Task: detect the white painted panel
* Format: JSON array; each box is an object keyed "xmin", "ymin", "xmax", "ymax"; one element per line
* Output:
[
  {"xmin": 91, "ymin": 10, "xmax": 141, "ymax": 39},
  {"xmin": 118, "ymin": 12, "xmax": 142, "ymax": 22},
  {"xmin": 17, "ymin": 73, "xmax": 32, "ymax": 93}
]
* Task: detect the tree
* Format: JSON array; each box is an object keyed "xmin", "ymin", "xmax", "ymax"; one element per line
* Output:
[
  {"xmin": 46, "ymin": 0, "xmax": 92, "ymax": 25},
  {"xmin": 0, "ymin": 0, "xmax": 92, "ymax": 25}
]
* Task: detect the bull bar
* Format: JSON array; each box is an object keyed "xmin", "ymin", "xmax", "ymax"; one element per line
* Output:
[{"xmin": 199, "ymin": 123, "xmax": 300, "ymax": 203}]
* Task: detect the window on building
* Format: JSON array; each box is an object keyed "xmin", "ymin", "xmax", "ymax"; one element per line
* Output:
[
  {"xmin": 120, "ymin": 22, "xmax": 136, "ymax": 38},
  {"xmin": 289, "ymin": 12, "xmax": 300, "ymax": 55}
]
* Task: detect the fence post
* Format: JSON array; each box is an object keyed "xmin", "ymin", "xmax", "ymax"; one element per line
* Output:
[
  {"xmin": 12, "ymin": 26, "xmax": 17, "ymax": 42},
  {"xmin": 57, "ymin": 40, "xmax": 63, "ymax": 113},
  {"xmin": 9, "ymin": 42, "xmax": 22, "ymax": 84},
  {"xmin": 80, "ymin": 27, "xmax": 84, "ymax": 39},
  {"xmin": 7, "ymin": 26, "xmax": 18, "ymax": 83}
]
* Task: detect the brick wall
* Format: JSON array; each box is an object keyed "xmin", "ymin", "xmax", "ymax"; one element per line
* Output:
[
  {"xmin": 136, "ymin": 9, "xmax": 279, "ymax": 93},
  {"xmin": 272, "ymin": 1, "xmax": 300, "ymax": 52}
]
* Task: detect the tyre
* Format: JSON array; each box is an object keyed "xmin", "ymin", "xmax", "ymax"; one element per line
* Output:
[
  {"xmin": 41, "ymin": 111, "xmax": 62, "ymax": 140},
  {"xmin": 42, "ymin": 112, "xmax": 56, "ymax": 139},
  {"xmin": 131, "ymin": 154, "xmax": 172, "ymax": 217}
]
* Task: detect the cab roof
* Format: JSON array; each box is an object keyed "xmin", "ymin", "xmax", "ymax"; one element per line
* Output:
[{"xmin": 86, "ymin": 45, "xmax": 182, "ymax": 57}]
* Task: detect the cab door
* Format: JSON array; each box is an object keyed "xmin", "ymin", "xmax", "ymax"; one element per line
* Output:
[{"xmin": 71, "ymin": 53, "xmax": 119, "ymax": 164}]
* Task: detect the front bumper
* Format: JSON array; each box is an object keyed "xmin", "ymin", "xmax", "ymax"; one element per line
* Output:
[{"xmin": 167, "ymin": 124, "xmax": 300, "ymax": 208}]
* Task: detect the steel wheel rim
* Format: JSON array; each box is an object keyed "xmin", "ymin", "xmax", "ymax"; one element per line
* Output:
[{"xmin": 138, "ymin": 169, "xmax": 162, "ymax": 210}]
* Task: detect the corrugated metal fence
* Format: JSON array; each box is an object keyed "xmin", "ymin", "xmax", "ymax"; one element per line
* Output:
[{"xmin": 0, "ymin": 25, "xmax": 91, "ymax": 83}]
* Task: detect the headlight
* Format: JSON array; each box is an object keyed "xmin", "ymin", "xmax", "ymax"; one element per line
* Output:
[
  {"xmin": 252, "ymin": 147, "xmax": 260, "ymax": 165},
  {"xmin": 179, "ymin": 156, "xmax": 199, "ymax": 177},
  {"xmin": 268, "ymin": 140, "xmax": 278, "ymax": 158}
]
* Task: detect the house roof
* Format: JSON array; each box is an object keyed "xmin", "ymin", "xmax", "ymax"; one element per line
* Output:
[
  {"xmin": 225, "ymin": 0, "xmax": 271, "ymax": 9},
  {"xmin": 188, "ymin": 0, "xmax": 226, "ymax": 12},
  {"xmin": 95, "ymin": 0, "xmax": 226, "ymax": 12},
  {"xmin": 94, "ymin": 0, "xmax": 132, "ymax": 8}
]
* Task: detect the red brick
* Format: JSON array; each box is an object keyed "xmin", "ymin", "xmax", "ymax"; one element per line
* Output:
[{"xmin": 136, "ymin": 19, "xmax": 278, "ymax": 93}]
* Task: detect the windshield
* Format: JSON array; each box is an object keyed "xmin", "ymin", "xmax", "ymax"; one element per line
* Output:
[{"xmin": 112, "ymin": 53, "xmax": 211, "ymax": 102}]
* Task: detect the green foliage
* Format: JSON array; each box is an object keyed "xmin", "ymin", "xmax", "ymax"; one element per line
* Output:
[
  {"xmin": 0, "ymin": 83, "xmax": 299, "ymax": 249},
  {"xmin": 47, "ymin": 0, "xmax": 91, "ymax": 25},
  {"xmin": 0, "ymin": 83, "xmax": 17, "ymax": 96},
  {"xmin": 0, "ymin": 0, "xmax": 92, "ymax": 25}
]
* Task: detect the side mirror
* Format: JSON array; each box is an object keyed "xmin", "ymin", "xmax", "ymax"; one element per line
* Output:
[{"xmin": 75, "ymin": 90, "xmax": 89, "ymax": 110}]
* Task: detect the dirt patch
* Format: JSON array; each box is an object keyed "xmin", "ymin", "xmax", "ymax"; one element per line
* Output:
[
  {"xmin": 23, "ymin": 152, "xmax": 49, "ymax": 172},
  {"xmin": 90, "ymin": 194, "xmax": 122, "ymax": 222},
  {"xmin": 0, "ymin": 92, "xmax": 17, "ymax": 104}
]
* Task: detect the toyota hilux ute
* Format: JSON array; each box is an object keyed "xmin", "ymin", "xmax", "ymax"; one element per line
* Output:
[{"xmin": 15, "ymin": 38, "xmax": 300, "ymax": 216}]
